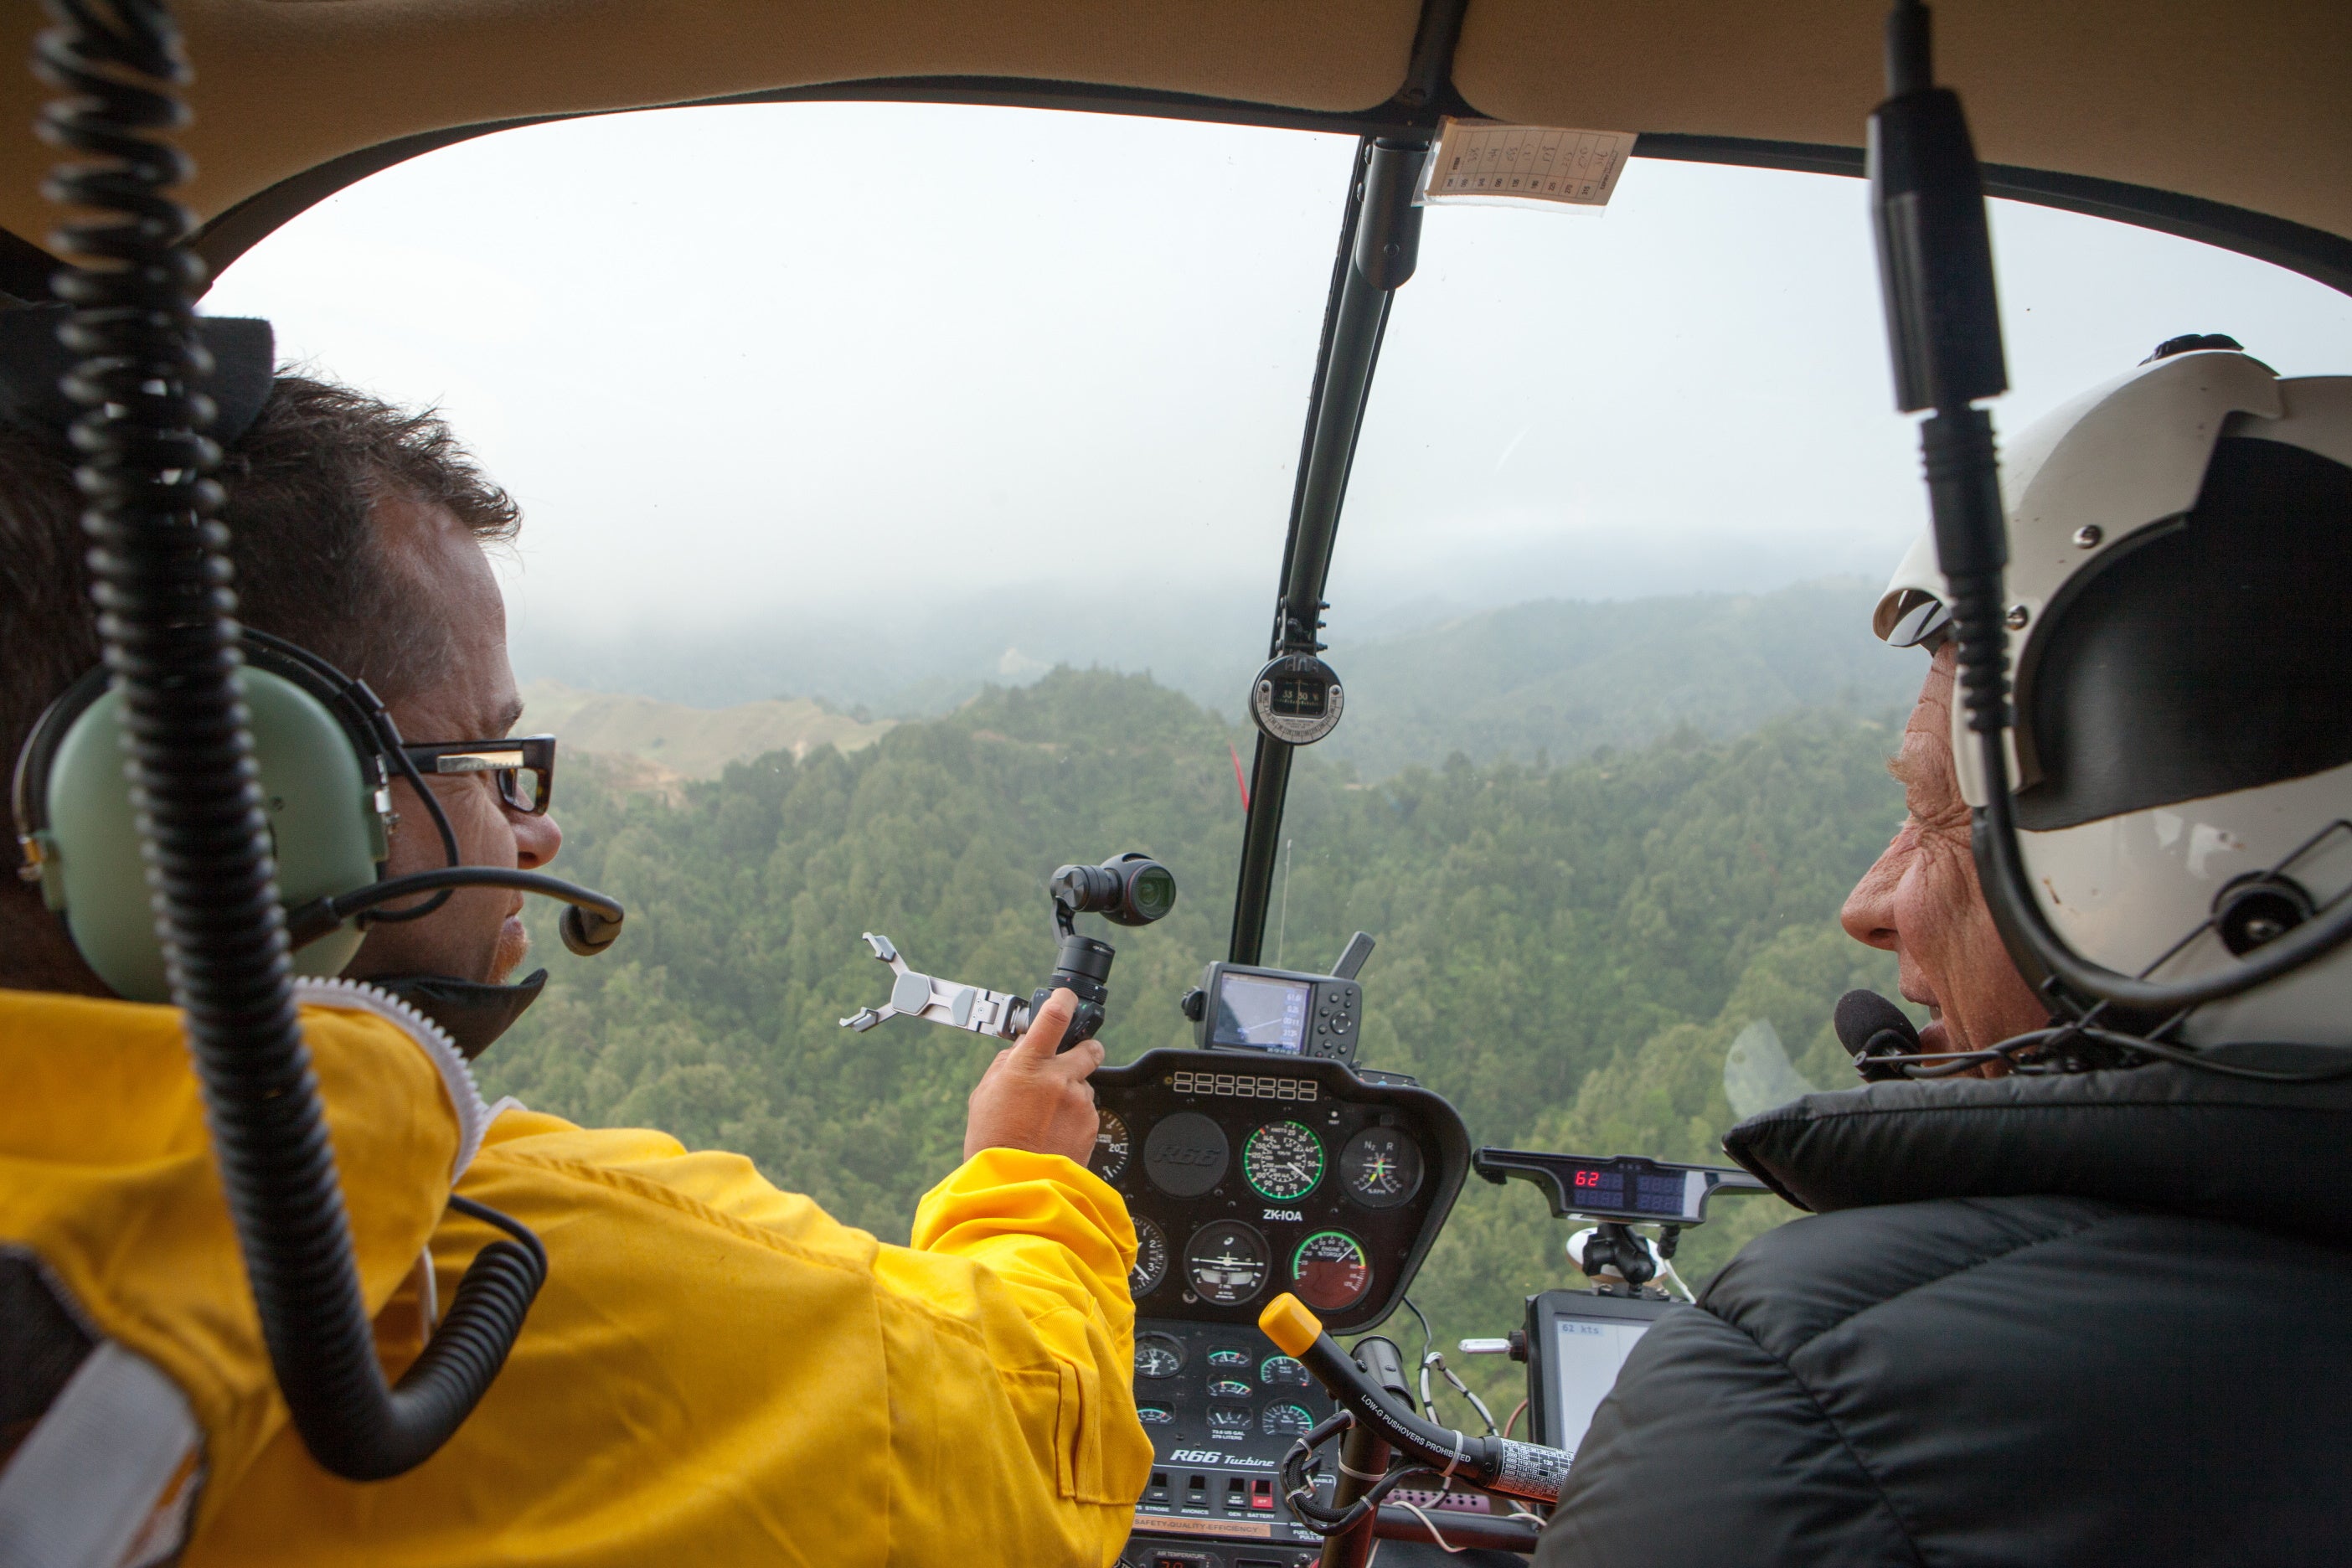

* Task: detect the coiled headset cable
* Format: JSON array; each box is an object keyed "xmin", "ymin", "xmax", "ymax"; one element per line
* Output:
[{"xmin": 38, "ymin": 0, "xmax": 543, "ymax": 1479}]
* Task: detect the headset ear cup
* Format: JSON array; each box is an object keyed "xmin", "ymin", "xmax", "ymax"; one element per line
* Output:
[{"xmin": 34, "ymin": 667, "xmax": 388, "ymax": 1002}]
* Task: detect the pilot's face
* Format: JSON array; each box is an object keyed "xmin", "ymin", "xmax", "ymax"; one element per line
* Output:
[
  {"xmin": 1839, "ymin": 645, "xmax": 2045, "ymax": 1070},
  {"xmin": 344, "ymin": 491, "xmax": 561, "ymax": 986}
]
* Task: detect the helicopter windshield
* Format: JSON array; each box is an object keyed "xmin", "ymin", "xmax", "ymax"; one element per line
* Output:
[{"xmin": 205, "ymin": 99, "xmax": 2352, "ymax": 1408}]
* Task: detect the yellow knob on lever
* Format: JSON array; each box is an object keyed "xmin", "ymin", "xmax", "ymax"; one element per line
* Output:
[{"xmin": 1258, "ymin": 1292, "xmax": 1325, "ymax": 1358}]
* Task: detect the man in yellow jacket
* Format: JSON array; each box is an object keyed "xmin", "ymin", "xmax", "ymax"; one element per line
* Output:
[{"xmin": 0, "ymin": 371, "xmax": 1153, "ymax": 1564}]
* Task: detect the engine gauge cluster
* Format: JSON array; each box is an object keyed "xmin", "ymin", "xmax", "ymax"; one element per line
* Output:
[
  {"xmin": 1089, "ymin": 1047, "xmax": 1468, "ymax": 1334},
  {"xmin": 1100, "ymin": 1047, "xmax": 1469, "ymax": 1561}
]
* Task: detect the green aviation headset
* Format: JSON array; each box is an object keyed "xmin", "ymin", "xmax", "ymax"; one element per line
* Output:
[
  {"xmin": 15, "ymin": 632, "xmax": 389, "ymax": 1000},
  {"xmin": 12, "ymin": 626, "xmax": 623, "ymax": 1005},
  {"xmin": 0, "ymin": 307, "xmax": 622, "ymax": 1014}
]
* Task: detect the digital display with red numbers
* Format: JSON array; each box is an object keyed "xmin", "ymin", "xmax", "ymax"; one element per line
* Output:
[{"xmin": 1563, "ymin": 1161, "xmax": 1689, "ymax": 1219}]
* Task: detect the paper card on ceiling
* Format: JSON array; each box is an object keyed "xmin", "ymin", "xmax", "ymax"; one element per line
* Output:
[{"xmin": 1420, "ymin": 119, "xmax": 1633, "ymax": 210}]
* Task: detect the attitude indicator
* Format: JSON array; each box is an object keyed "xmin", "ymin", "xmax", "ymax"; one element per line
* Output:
[{"xmin": 1184, "ymin": 1221, "xmax": 1271, "ymax": 1306}]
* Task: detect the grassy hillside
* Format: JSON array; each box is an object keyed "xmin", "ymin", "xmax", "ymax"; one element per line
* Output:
[
  {"xmin": 520, "ymin": 678, "xmax": 893, "ymax": 783},
  {"xmin": 486, "ymin": 669, "xmax": 1909, "ymax": 1415}
]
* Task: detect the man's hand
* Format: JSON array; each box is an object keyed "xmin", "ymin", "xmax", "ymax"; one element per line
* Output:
[{"xmin": 964, "ymin": 988, "xmax": 1105, "ymax": 1163}]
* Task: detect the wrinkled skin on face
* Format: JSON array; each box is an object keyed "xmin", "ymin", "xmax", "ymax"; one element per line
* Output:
[
  {"xmin": 342, "ymin": 493, "xmax": 561, "ymax": 986},
  {"xmin": 1840, "ymin": 645, "xmax": 2048, "ymax": 1071}
]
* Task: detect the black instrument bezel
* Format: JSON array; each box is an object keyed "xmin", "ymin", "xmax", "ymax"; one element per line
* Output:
[{"xmin": 1091, "ymin": 1047, "xmax": 1469, "ymax": 1334}]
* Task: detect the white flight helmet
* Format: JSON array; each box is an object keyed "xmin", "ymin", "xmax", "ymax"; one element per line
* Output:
[{"xmin": 1874, "ymin": 337, "xmax": 2352, "ymax": 1047}]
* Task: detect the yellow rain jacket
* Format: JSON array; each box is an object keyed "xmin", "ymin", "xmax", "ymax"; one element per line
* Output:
[{"xmin": 0, "ymin": 983, "xmax": 1153, "ymax": 1565}]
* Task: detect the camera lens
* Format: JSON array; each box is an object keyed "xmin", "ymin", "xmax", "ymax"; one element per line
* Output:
[{"xmin": 1128, "ymin": 864, "xmax": 1175, "ymax": 922}]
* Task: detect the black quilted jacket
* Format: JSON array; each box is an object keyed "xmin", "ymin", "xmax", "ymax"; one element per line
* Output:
[{"xmin": 1534, "ymin": 1060, "xmax": 2352, "ymax": 1567}]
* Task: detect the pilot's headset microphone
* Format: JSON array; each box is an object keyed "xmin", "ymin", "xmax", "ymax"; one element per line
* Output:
[{"xmin": 2, "ymin": 304, "xmax": 627, "ymax": 1054}]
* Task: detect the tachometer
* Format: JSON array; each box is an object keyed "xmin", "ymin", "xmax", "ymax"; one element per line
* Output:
[
  {"xmin": 1091, "ymin": 1108, "xmax": 1131, "ymax": 1183},
  {"xmin": 1130, "ymin": 1215, "xmax": 1169, "ymax": 1297},
  {"xmin": 1184, "ymin": 1221, "xmax": 1271, "ymax": 1306},
  {"xmin": 1242, "ymin": 1120, "xmax": 1325, "ymax": 1201},
  {"xmin": 1339, "ymin": 1126, "xmax": 1423, "ymax": 1210},
  {"xmin": 1291, "ymin": 1230, "xmax": 1373, "ymax": 1312}
]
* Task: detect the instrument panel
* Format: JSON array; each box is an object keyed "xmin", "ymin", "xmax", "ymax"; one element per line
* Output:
[
  {"xmin": 1089, "ymin": 1050, "xmax": 1470, "ymax": 1334},
  {"xmin": 1092, "ymin": 1049, "xmax": 1471, "ymax": 1560}
]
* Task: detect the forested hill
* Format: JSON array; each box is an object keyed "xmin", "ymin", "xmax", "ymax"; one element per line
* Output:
[
  {"xmin": 487, "ymin": 668, "xmax": 1907, "ymax": 1406},
  {"xmin": 1318, "ymin": 578, "xmax": 1919, "ymax": 778},
  {"xmin": 513, "ymin": 579, "xmax": 1921, "ymax": 779}
]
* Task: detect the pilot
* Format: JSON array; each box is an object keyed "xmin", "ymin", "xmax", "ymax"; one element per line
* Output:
[
  {"xmin": 0, "ymin": 327, "xmax": 1152, "ymax": 1563},
  {"xmin": 1533, "ymin": 338, "xmax": 2352, "ymax": 1564}
]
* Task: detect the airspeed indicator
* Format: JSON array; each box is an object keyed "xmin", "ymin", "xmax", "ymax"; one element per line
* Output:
[{"xmin": 1242, "ymin": 1121, "xmax": 1324, "ymax": 1201}]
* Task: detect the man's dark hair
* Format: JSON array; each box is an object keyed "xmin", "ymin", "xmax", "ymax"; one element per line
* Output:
[{"xmin": 0, "ymin": 374, "xmax": 520, "ymax": 967}]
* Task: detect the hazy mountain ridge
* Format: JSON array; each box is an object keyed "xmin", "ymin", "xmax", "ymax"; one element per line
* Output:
[
  {"xmin": 1318, "ymin": 578, "xmax": 1921, "ymax": 777},
  {"xmin": 517, "ymin": 578, "xmax": 1920, "ymax": 782}
]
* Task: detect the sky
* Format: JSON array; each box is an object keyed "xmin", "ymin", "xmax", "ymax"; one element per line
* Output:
[{"xmin": 202, "ymin": 101, "xmax": 2352, "ymax": 705}]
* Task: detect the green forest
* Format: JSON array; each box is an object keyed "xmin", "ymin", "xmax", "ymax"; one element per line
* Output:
[{"xmin": 483, "ymin": 668, "xmax": 1908, "ymax": 1416}]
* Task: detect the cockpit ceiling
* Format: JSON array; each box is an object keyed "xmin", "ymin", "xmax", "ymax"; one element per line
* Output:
[{"xmin": 0, "ymin": 0, "xmax": 2342, "ymax": 264}]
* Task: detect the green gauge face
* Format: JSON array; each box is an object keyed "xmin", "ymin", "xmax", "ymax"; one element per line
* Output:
[
  {"xmin": 1092, "ymin": 1108, "xmax": 1131, "ymax": 1183},
  {"xmin": 1130, "ymin": 1215, "xmax": 1169, "ymax": 1297},
  {"xmin": 1291, "ymin": 1230, "xmax": 1373, "ymax": 1313},
  {"xmin": 1242, "ymin": 1120, "xmax": 1325, "ymax": 1201},
  {"xmin": 1260, "ymin": 1354, "xmax": 1311, "ymax": 1389}
]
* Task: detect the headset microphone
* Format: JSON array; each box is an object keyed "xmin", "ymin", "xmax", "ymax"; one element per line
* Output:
[
  {"xmin": 1836, "ymin": 989, "xmax": 1923, "ymax": 1082},
  {"xmin": 283, "ymin": 867, "xmax": 625, "ymax": 956},
  {"xmin": 14, "ymin": 630, "xmax": 627, "ymax": 1003}
]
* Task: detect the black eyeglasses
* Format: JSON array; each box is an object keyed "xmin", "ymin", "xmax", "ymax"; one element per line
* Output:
[{"xmin": 400, "ymin": 735, "xmax": 557, "ymax": 815}]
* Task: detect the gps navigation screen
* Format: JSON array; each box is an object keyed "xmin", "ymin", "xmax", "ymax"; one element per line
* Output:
[
  {"xmin": 1210, "ymin": 974, "xmax": 1310, "ymax": 1054},
  {"xmin": 1550, "ymin": 1316, "xmax": 1652, "ymax": 1463}
]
